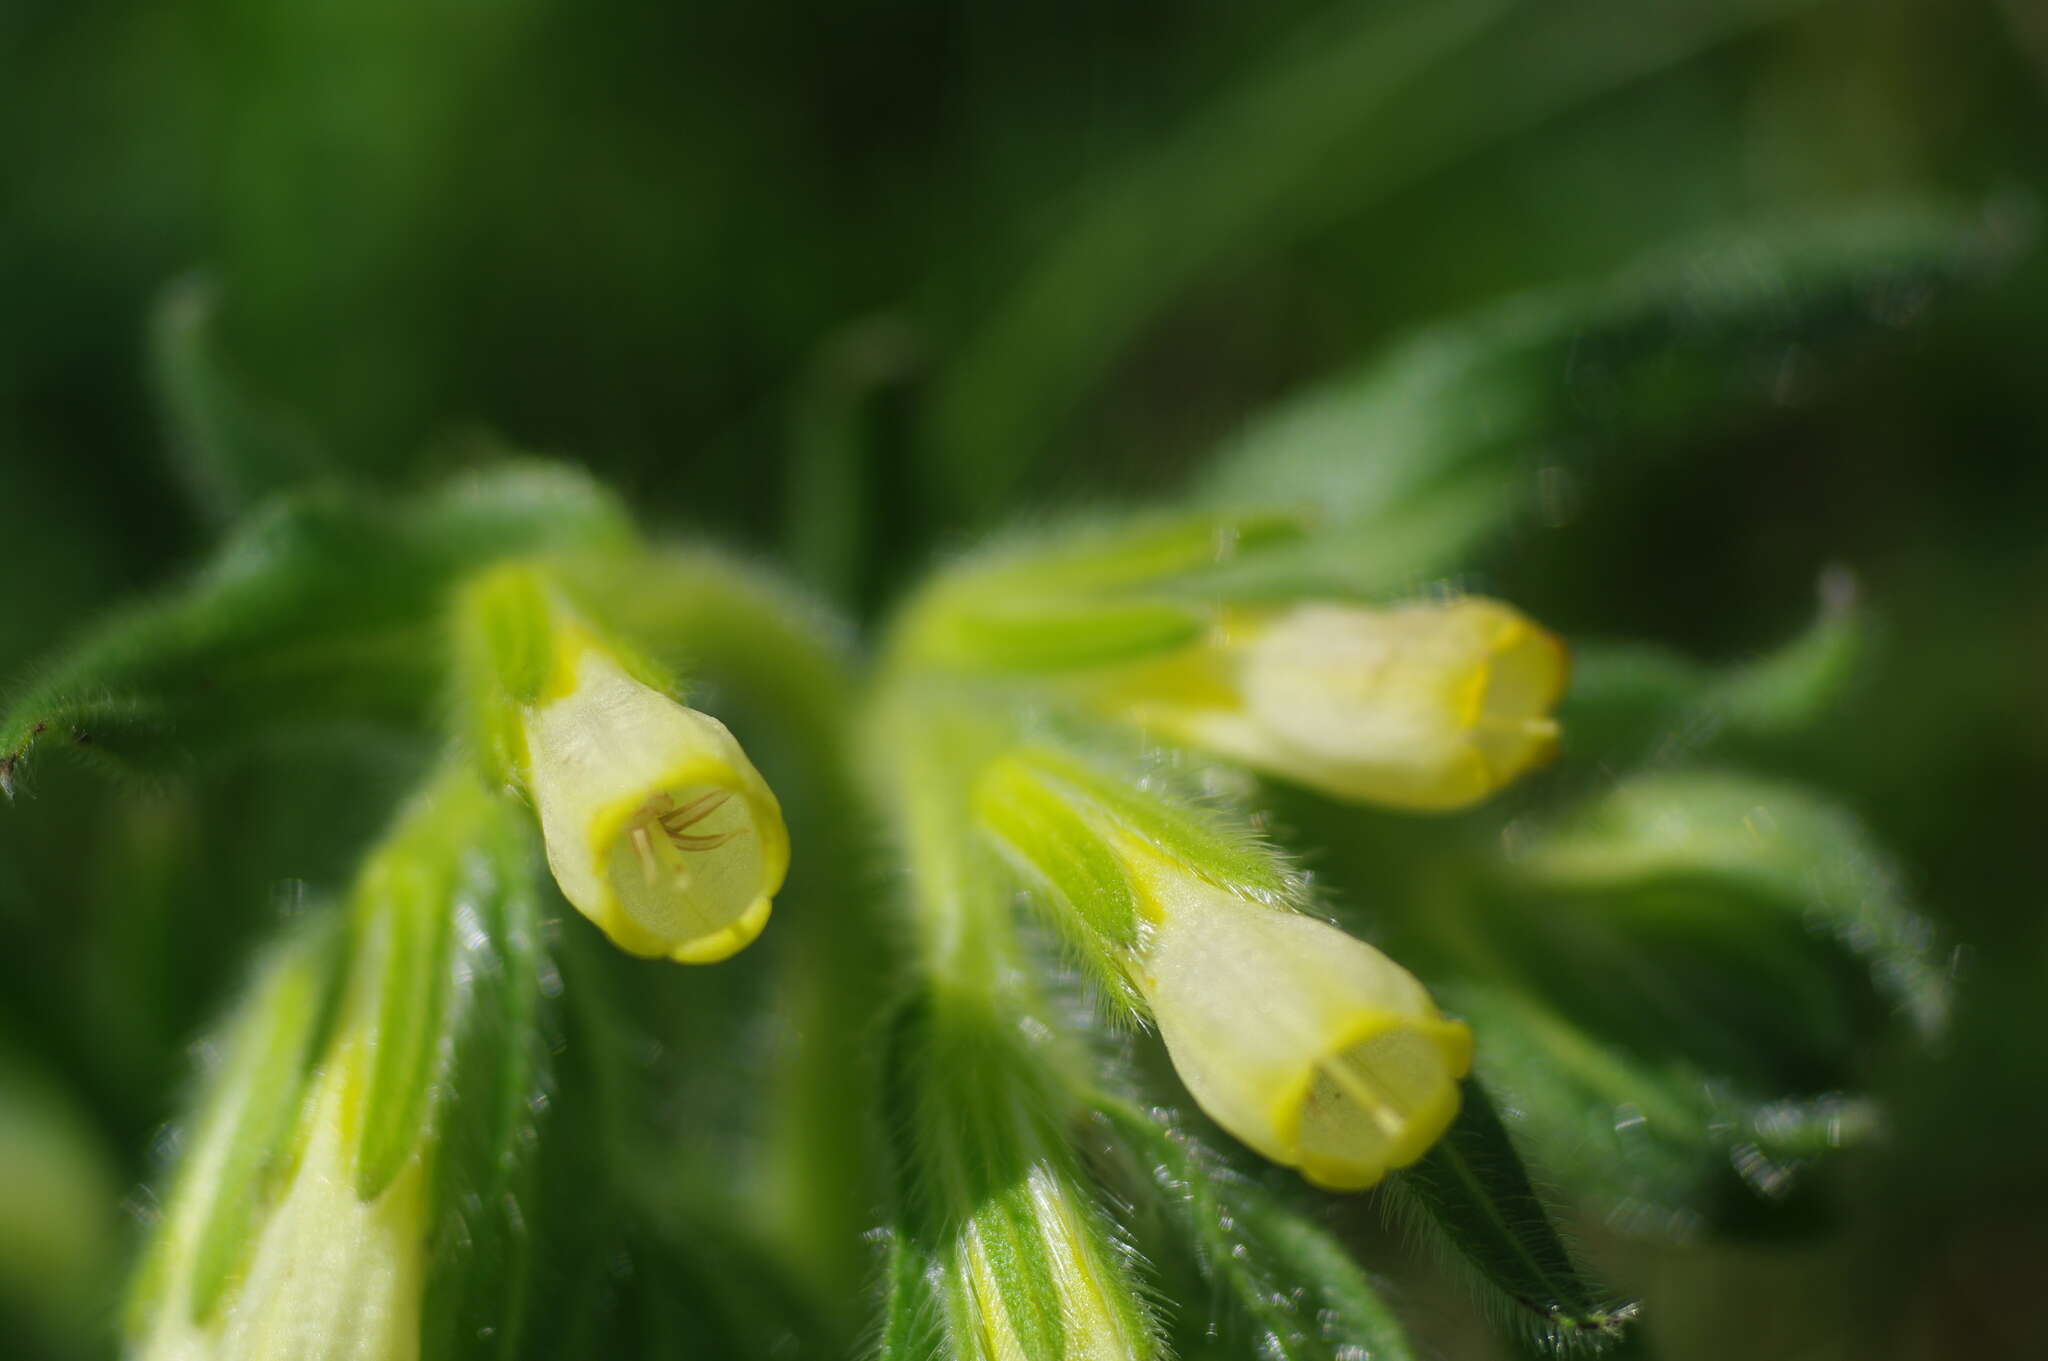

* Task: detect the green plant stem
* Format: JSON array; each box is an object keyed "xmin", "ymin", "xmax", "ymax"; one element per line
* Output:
[
  {"xmin": 559, "ymin": 546, "xmax": 884, "ymax": 1312},
  {"xmin": 873, "ymin": 684, "xmax": 1021, "ymax": 996}
]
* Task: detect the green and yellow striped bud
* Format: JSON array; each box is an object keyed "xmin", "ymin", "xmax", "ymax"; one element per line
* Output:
[
  {"xmin": 883, "ymin": 996, "xmax": 1158, "ymax": 1361},
  {"xmin": 127, "ymin": 766, "xmax": 546, "ymax": 1360}
]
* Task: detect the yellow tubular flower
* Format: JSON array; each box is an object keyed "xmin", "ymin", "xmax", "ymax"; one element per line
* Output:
[
  {"xmin": 1119, "ymin": 597, "xmax": 1566, "ymax": 811},
  {"xmin": 521, "ymin": 641, "xmax": 788, "ymax": 963},
  {"xmin": 1126, "ymin": 849, "xmax": 1472, "ymax": 1191}
]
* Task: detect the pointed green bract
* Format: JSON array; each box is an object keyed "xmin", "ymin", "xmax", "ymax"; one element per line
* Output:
[
  {"xmin": 351, "ymin": 767, "xmax": 531, "ymax": 1201},
  {"xmin": 1388, "ymin": 1080, "xmax": 1638, "ymax": 1356},
  {"xmin": 946, "ymin": 511, "xmax": 1308, "ymax": 596},
  {"xmin": 975, "ymin": 754, "xmax": 1143, "ymax": 1012},
  {"xmin": 450, "ymin": 563, "xmax": 559, "ymax": 782},
  {"xmin": 148, "ymin": 272, "xmax": 330, "ymax": 527},
  {"xmin": 985, "ymin": 745, "xmax": 1293, "ymax": 904},
  {"xmin": 909, "ymin": 596, "xmax": 1209, "ymax": 674},
  {"xmin": 882, "ymin": 994, "xmax": 1159, "ymax": 1361},
  {"xmin": 1564, "ymin": 584, "xmax": 1867, "ymax": 765},
  {"xmin": 1199, "ymin": 207, "xmax": 2004, "ymax": 594},
  {"xmin": 126, "ymin": 918, "xmax": 339, "ymax": 1333},
  {"xmin": 1510, "ymin": 769, "xmax": 1947, "ymax": 1039},
  {"xmin": 1102, "ymin": 1102, "xmax": 1419, "ymax": 1361},
  {"xmin": 894, "ymin": 511, "xmax": 1305, "ymax": 675}
]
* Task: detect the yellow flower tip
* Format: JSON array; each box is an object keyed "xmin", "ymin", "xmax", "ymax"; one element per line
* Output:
[
  {"xmin": 1285, "ymin": 1013, "xmax": 1474, "ymax": 1191},
  {"xmin": 1129, "ymin": 858, "xmax": 1470, "ymax": 1191},
  {"xmin": 1146, "ymin": 596, "xmax": 1567, "ymax": 811},
  {"xmin": 521, "ymin": 645, "xmax": 789, "ymax": 962}
]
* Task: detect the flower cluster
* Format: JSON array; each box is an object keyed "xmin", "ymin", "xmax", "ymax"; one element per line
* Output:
[{"xmin": 5, "ymin": 197, "xmax": 1982, "ymax": 1360}]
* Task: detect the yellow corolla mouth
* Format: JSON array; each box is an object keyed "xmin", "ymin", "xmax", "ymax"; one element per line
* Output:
[
  {"xmin": 1271, "ymin": 1012, "xmax": 1474, "ymax": 1192},
  {"xmin": 585, "ymin": 767, "xmax": 786, "ymax": 962},
  {"xmin": 523, "ymin": 646, "xmax": 790, "ymax": 963}
]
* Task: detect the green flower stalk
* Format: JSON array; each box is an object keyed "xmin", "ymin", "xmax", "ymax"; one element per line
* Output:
[
  {"xmin": 882, "ymin": 995, "xmax": 1159, "ymax": 1361},
  {"xmin": 869, "ymin": 693, "xmax": 1162, "ymax": 1361},
  {"xmin": 455, "ymin": 562, "xmax": 789, "ymax": 962},
  {"xmin": 1096, "ymin": 596, "xmax": 1567, "ymax": 811},
  {"xmin": 978, "ymin": 749, "xmax": 1472, "ymax": 1189}
]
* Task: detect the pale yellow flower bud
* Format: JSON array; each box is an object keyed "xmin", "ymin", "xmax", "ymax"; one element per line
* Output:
[
  {"xmin": 1121, "ymin": 597, "xmax": 1565, "ymax": 811},
  {"xmin": 214, "ymin": 1064, "xmax": 426, "ymax": 1360},
  {"xmin": 1127, "ymin": 853, "xmax": 1472, "ymax": 1190},
  {"xmin": 521, "ymin": 643, "xmax": 788, "ymax": 962},
  {"xmin": 133, "ymin": 1045, "xmax": 429, "ymax": 1361}
]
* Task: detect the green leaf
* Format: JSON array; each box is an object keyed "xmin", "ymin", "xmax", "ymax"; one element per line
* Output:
[
  {"xmin": 1199, "ymin": 206, "xmax": 2006, "ymax": 592},
  {"xmin": 928, "ymin": 0, "xmax": 1828, "ymax": 520},
  {"xmin": 0, "ymin": 462, "xmax": 632, "ymax": 796},
  {"xmin": 1438, "ymin": 979, "xmax": 1861, "ymax": 1247},
  {"xmin": 1102, "ymin": 1101, "xmax": 1418, "ymax": 1361},
  {"xmin": 414, "ymin": 798, "xmax": 551, "ymax": 1361},
  {"xmin": 1509, "ymin": 768, "xmax": 1947, "ymax": 1040},
  {"xmin": 148, "ymin": 272, "xmax": 329, "ymax": 527},
  {"xmin": 874, "ymin": 1226, "xmax": 946, "ymax": 1361},
  {"xmin": 1564, "ymin": 572, "xmax": 1866, "ymax": 764},
  {"xmin": 1437, "ymin": 979, "xmax": 1723, "ymax": 1226},
  {"xmin": 911, "ymin": 595, "xmax": 1209, "ymax": 674},
  {"xmin": 1386, "ymin": 1079, "xmax": 1639, "ymax": 1357}
]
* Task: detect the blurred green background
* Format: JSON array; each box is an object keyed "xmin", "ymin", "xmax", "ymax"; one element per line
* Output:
[{"xmin": 4, "ymin": 0, "xmax": 2046, "ymax": 1357}]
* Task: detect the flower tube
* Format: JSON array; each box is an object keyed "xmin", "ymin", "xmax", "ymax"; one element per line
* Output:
[
  {"xmin": 521, "ymin": 642, "xmax": 787, "ymax": 963},
  {"xmin": 455, "ymin": 561, "xmax": 788, "ymax": 964},
  {"xmin": 1110, "ymin": 596, "xmax": 1566, "ymax": 811},
  {"xmin": 1127, "ymin": 851, "xmax": 1472, "ymax": 1190},
  {"xmin": 976, "ymin": 749, "xmax": 1473, "ymax": 1190}
]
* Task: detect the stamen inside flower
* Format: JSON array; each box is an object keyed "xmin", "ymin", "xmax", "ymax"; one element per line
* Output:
[
  {"xmin": 1296, "ymin": 1026, "xmax": 1461, "ymax": 1188},
  {"xmin": 604, "ymin": 784, "xmax": 761, "ymax": 944}
]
